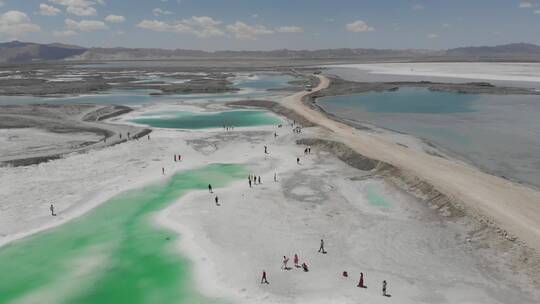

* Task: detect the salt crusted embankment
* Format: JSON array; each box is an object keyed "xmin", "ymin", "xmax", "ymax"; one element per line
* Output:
[{"xmin": 297, "ymin": 137, "xmax": 540, "ymax": 286}]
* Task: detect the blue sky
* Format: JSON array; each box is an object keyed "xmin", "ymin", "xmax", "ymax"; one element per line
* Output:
[{"xmin": 0, "ymin": 0, "xmax": 539, "ymax": 50}]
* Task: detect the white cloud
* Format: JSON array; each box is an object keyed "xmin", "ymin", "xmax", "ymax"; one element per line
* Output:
[
  {"xmin": 97, "ymin": 0, "xmax": 105, "ymax": 5},
  {"xmin": 49, "ymin": 0, "xmax": 97, "ymax": 16},
  {"xmin": 226, "ymin": 21, "xmax": 274, "ymax": 39},
  {"xmin": 428, "ymin": 33, "xmax": 439, "ymax": 39},
  {"xmin": 0, "ymin": 1, "xmax": 5, "ymax": 7},
  {"xmin": 534, "ymin": 9, "xmax": 540, "ymax": 14},
  {"xmin": 105, "ymin": 14, "xmax": 125, "ymax": 23},
  {"xmin": 137, "ymin": 16, "xmax": 225, "ymax": 38},
  {"xmin": 137, "ymin": 20, "xmax": 181, "ymax": 32},
  {"xmin": 137, "ymin": 17, "xmax": 303, "ymax": 40},
  {"xmin": 53, "ymin": 30, "xmax": 78, "ymax": 37},
  {"xmin": 186, "ymin": 16, "xmax": 221, "ymax": 27},
  {"xmin": 184, "ymin": 16, "xmax": 224, "ymax": 37},
  {"xmin": 519, "ymin": 2, "xmax": 533, "ymax": 8},
  {"xmin": 251, "ymin": 14, "xmax": 259, "ymax": 18},
  {"xmin": 40, "ymin": 3, "xmax": 62, "ymax": 16},
  {"xmin": 0, "ymin": 11, "xmax": 41, "ymax": 37},
  {"xmin": 442, "ymin": 23, "xmax": 451, "ymax": 28},
  {"xmin": 345, "ymin": 20, "xmax": 374, "ymax": 32},
  {"xmin": 66, "ymin": 5, "xmax": 96, "ymax": 16},
  {"xmin": 412, "ymin": 4, "xmax": 425, "ymax": 11},
  {"xmin": 275, "ymin": 26, "xmax": 304, "ymax": 33},
  {"xmin": 153, "ymin": 8, "xmax": 173, "ymax": 16},
  {"xmin": 65, "ymin": 18, "xmax": 108, "ymax": 31}
]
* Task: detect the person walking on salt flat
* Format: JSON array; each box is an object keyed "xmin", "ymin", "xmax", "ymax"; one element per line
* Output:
[
  {"xmin": 357, "ymin": 272, "xmax": 366, "ymax": 288},
  {"xmin": 382, "ymin": 280, "xmax": 388, "ymax": 296},
  {"xmin": 215, "ymin": 196, "xmax": 220, "ymax": 206},
  {"xmin": 208, "ymin": 184, "xmax": 213, "ymax": 193},
  {"xmin": 261, "ymin": 270, "xmax": 269, "ymax": 284},
  {"xmin": 294, "ymin": 254, "xmax": 299, "ymax": 268},
  {"xmin": 50, "ymin": 203, "xmax": 56, "ymax": 216},
  {"xmin": 282, "ymin": 256, "xmax": 290, "ymax": 270},
  {"xmin": 318, "ymin": 239, "xmax": 326, "ymax": 254}
]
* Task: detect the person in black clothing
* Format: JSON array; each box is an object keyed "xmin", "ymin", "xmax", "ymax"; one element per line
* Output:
[
  {"xmin": 318, "ymin": 239, "xmax": 326, "ymax": 254},
  {"xmin": 261, "ymin": 270, "xmax": 269, "ymax": 284}
]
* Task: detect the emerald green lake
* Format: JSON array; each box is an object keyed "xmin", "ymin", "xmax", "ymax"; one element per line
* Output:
[
  {"xmin": 131, "ymin": 110, "xmax": 282, "ymax": 129},
  {"xmin": 0, "ymin": 164, "xmax": 247, "ymax": 304}
]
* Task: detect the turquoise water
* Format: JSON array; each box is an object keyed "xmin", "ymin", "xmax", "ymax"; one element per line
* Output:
[
  {"xmin": 0, "ymin": 89, "xmax": 165, "ymax": 105},
  {"xmin": 318, "ymin": 87, "xmax": 477, "ymax": 114},
  {"xmin": 132, "ymin": 110, "xmax": 282, "ymax": 129},
  {"xmin": 235, "ymin": 74, "xmax": 295, "ymax": 90},
  {"xmin": 318, "ymin": 87, "xmax": 540, "ymax": 188},
  {"xmin": 413, "ymin": 126, "xmax": 473, "ymax": 147},
  {"xmin": 0, "ymin": 164, "xmax": 247, "ymax": 304},
  {"xmin": 0, "ymin": 73, "xmax": 294, "ymax": 106},
  {"xmin": 0, "ymin": 88, "xmax": 263, "ymax": 106},
  {"xmin": 366, "ymin": 184, "xmax": 393, "ymax": 208}
]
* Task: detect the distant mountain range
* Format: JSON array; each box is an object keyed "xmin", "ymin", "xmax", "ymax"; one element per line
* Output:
[
  {"xmin": 446, "ymin": 43, "xmax": 540, "ymax": 57},
  {"xmin": 0, "ymin": 41, "xmax": 86, "ymax": 63},
  {"xmin": 1, "ymin": 41, "xmax": 540, "ymax": 63}
]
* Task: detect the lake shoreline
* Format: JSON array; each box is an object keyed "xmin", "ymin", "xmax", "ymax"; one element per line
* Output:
[
  {"xmin": 2, "ymin": 70, "xmax": 540, "ymax": 303},
  {"xmin": 310, "ymin": 80, "xmax": 540, "ymax": 190}
]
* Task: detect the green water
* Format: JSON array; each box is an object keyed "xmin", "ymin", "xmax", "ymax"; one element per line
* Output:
[
  {"xmin": 319, "ymin": 87, "xmax": 478, "ymax": 114},
  {"xmin": 132, "ymin": 110, "xmax": 282, "ymax": 129},
  {"xmin": 0, "ymin": 164, "xmax": 247, "ymax": 304},
  {"xmin": 366, "ymin": 184, "xmax": 393, "ymax": 208}
]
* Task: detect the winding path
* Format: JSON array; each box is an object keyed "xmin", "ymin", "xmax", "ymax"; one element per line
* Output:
[{"xmin": 282, "ymin": 74, "xmax": 540, "ymax": 253}]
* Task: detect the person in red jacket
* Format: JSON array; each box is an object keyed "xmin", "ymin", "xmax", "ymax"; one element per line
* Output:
[{"xmin": 294, "ymin": 254, "xmax": 299, "ymax": 268}]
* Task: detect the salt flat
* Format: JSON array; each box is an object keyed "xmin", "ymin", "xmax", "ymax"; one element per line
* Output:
[
  {"xmin": 328, "ymin": 62, "xmax": 540, "ymax": 87},
  {"xmin": 1, "ymin": 76, "xmax": 539, "ymax": 303}
]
